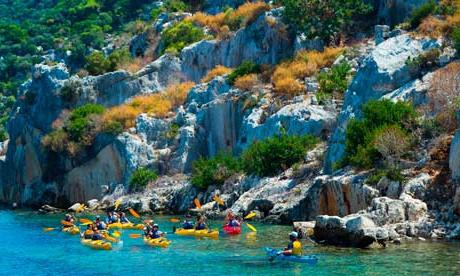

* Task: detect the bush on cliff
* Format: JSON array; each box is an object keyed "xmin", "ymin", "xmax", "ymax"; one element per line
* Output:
[
  {"xmin": 85, "ymin": 49, "xmax": 132, "ymax": 76},
  {"xmin": 317, "ymin": 61, "xmax": 352, "ymax": 102},
  {"xmin": 191, "ymin": 152, "xmax": 241, "ymax": 189},
  {"xmin": 343, "ymin": 99, "xmax": 417, "ymax": 169},
  {"xmin": 129, "ymin": 167, "xmax": 158, "ymax": 192},
  {"xmin": 227, "ymin": 60, "xmax": 260, "ymax": 85},
  {"xmin": 160, "ymin": 21, "xmax": 206, "ymax": 55},
  {"xmin": 280, "ymin": 0, "xmax": 372, "ymax": 42},
  {"xmin": 241, "ymin": 133, "xmax": 319, "ymax": 177},
  {"xmin": 409, "ymin": 0, "xmax": 437, "ymax": 28}
]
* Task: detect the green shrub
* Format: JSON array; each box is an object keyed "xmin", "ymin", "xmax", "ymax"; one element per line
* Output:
[
  {"xmin": 280, "ymin": 0, "xmax": 372, "ymax": 42},
  {"xmin": 129, "ymin": 167, "xmax": 158, "ymax": 192},
  {"xmin": 85, "ymin": 52, "xmax": 109, "ymax": 75},
  {"xmin": 160, "ymin": 21, "xmax": 206, "ymax": 55},
  {"xmin": 66, "ymin": 104, "xmax": 104, "ymax": 140},
  {"xmin": 103, "ymin": 121, "xmax": 123, "ymax": 135},
  {"xmin": 191, "ymin": 152, "xmax": 240, "ymax": 189},
  {"xmin": 227, "ymin": 60, "xmax": 260, "ymax": 84},
  {"xmin": 241, "ymin": 134, "xmax": 319, "ymax": 177},
  {"xmin": 366, "ymin": 168, "xmax": 404, "ymax": 186},
  {"xmin": 317, "ymin": 61, "xmax": 352, "ymax": 98},
  {"xmin": 409, "ymin": 0, "xmax": 436, "ymax": 28},
  {"xmin": 343, "ymin": 99, "xmax": 417, "ymax": 169},
  {"xmin": 107, "ymin": 48, "xmax": 131, "ymax": 71},
  {"xmin": 59, "ymin": 79, "xmax": 82, "ymax": 103},
  {"xmin": 151, "ymin": 8, "xmax": 163, "ymax": 21},
  {"xmin": 451, "ymin": 27, "xmax": 460, "ymax": 54},
  {"xmin": 164, "ymin": 0, "xmax": 188, "ymax": 12}
]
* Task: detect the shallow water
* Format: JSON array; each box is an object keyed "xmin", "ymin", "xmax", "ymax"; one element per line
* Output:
[{"xmin": 0, "ymin": 210, "xmax": 459, "ymax": 275}]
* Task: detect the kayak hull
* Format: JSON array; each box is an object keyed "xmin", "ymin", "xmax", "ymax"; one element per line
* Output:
[
  {"xmin": 62, "ymin": 226, "xmax": 79, "ymax": 235},
  {"xmin": 107, "ymin": 222, "xmax": 144, "ymax": 230},
  {"xmin": 223, "ymin": 225, "xmax": 241, "ymax": 235},
  {"xmin": 265, "ymin": 248, "xmax": 318, "ymax": 265},
  {"xmin": 144, "ymin": 237, "xmax": 171, "ymax": 248},
  {"xmin": 175, "ymin": 228, "xmax": 219, "ymax": 238},
  {"xmin": 81, "ymin": 239, "xmax": 112, "ymax": 250}
]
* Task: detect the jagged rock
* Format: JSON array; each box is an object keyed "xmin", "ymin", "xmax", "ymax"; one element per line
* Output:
[
  {"xmin": 325, "ymin": 34, "xmax": 440, "ymax": 172},
  {"xmin": 376, "ymin": 0, "xmax": 430, "ymax": 26},
  {"xmin": 180, "ymin": 13, "xmax": 294, "ymax": 82},
  {"xmin": 375, "ymin": 25, "xmax": 390, "ymax": 45},
  {"xmin": 38, "ymin": 204, "xmax": 64, "ymax": 214},
  {"xmin": 400, "ymin": 193, "xmax": 428, "ymax": 222},
  {"xmin": 294, "ymin": 34, "xmax": 324, "ymax": 52},
  {"xmin": 293, "ymin": 221, "xmax": 315, "ymax": 237},
  {"xmin": 447, "ymin": 224, "xmax": 460, "ymax": 240},
  {"xmin": 383, "ymin": 72, "xmax": 432, "ymax": 106},
  {"xmin": 87, "ymin": 199, "xmax": 99, "ymax": 210},
  {"xmin": 376, "ymin": 177, "xmax": 401, "ymax": 199},
  {"xmin": 402, "ymin": 173, "xmax": 431, "ymax": 200},
  {"xmin": 314, "ymin": 214, "xmax": 387, "ymax": 248},
  {"xmin": 68, "ymin": 203, "xmax": 83, "ymax": 212},
  {"xmin": 449, "ymin": 129, "xmax": 460, "ymax": 181},
  {"xmin": 203, "ymin": 0, "xmax": 245, "ymax": 14},
  {"xmin": 129, "ymin": 32, "xmax": 149, "ymax": 57}
]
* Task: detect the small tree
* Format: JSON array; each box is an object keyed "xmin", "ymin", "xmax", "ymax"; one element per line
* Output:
[
  {"xmin": 280, "ymin": 0, "xmax": 372, "ymax": 43},
  {"xmin": 372, "ymin": 125, "xmax": 411, "ymax": 168},
  {"xmin": 129, "ymin": 167, "xmax": 158, "ymax": 192}
]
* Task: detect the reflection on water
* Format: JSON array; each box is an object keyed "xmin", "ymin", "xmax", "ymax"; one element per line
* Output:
[{"xmin": 0, "ymin": 210, "xmax": 459, "ymax": 275}]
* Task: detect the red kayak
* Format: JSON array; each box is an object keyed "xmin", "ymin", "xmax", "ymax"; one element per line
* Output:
[{"xmin": 223, "ymin": 225, "xmax": 241, "ymax": 235}]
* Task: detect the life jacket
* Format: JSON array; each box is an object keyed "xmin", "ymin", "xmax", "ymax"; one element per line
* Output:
[
  {"xmin": 96, "ymin": 222, "xmax": 106, "ymax": 230},
  {"xmin": 120, "ymin": 217, "xmax": 129, "ymax": 223},
  {"xmin": 149, "ymin": 230, "xmax": 162, "ymax": 239},
  {"xmin": 182, "ymin": 221, "xmax": 194, "ymax": 229},
  {"xmin": 92, "ymin": 232, "xmax": 103, "ymax": 241},
  {"xmin": 195, "ymin": 222, "xmax": 206, "ymax": 230},
  {"xmin": 84, "ymin": 229, "xmax": 93, "ymax": 239},
  {"xmin": 287, "ymin": 241, "xmax": 302, "ymax": 256},
  {"xmin": 228, "ymin": 219, "xmax": 240, "ymax": 227}
]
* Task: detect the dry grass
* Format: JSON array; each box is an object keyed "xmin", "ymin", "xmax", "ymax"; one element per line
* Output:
[
  {"xmin": 418, "ymin": 16, "xmax": 448, "ymax": 38},
  {"xmin": 234, "ymin": 74, "xmax": 259, "ymax": 91},
  {"xmin": 102, "ymin": 82, "xmax": 195, "ymax": 129},
  {"xmin": 201, "ymin": 65, "xmax": 233, "ymax": 82},
  {"xmin": 189, "ymin": 1, "xmax": 270, "ymax": 38},
  {"xmin": 272, "ymin": 48, "xmax": 344, "ymax": 95}
]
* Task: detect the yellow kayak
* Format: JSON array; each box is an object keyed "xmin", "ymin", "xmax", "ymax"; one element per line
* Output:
[
  {"xmin": 100, "ymin": 231, "xmax": 119, "ymax": 243},
  {"xmin": 81, "ymin": 239, "xmax": 112, "ymax": 250},
  {"xmin": 107, "ymin": 222, "xmax": 144, "ymax": 230},
  {"xmin": 175, "ymin": 228, "xmax": 219, "ymax": 239},
  {"xmin": 62, "ymin": 226, "xmax": 80, "ymax": 235},
  {"xmin": 143, "ymin": 237, "xmax": 171, "ymax": 248}
]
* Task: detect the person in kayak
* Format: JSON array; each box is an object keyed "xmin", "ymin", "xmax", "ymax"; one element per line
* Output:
[
  {"xmin": 148, "ymin": 224, "xmax": 164, "ymax": 239},
  {"xmin": 182, "ymin": 214, "xmax": 194, "ymax": 229},
  {"xmin": 91, "ymin": 225, "xmax": 104, "ymax": 241},
  {"xmin": 95, "ymin": 216, "xmax": 107, "ymax": 230},
  {"xmin": 118, "ymin": 212, "xmax": 130, "ymax": 224},
  {"xmin": 105, "ymin": 211, "xmax": 117, "ymax": 224},
  {"xmin": 224, "ymin": 210, "xmax": 240, "ymax": 227},
  {"xmin": 195, "ymin": 215, "xmax": 207, "ymax": 230},
  {"xmin": 144, "ymin": 220, "xmax": 154, "ymax": 237},
  {"xmin": 281, "ymin": 232, "xmax": 302, "ymax": 256},
  {"xmin": 83, "ymin": 224, "xmax": 94, "ymax": 239},
  {"xmin": 63, "ymin": 213, "xmax": 75, "ymax": 227}
]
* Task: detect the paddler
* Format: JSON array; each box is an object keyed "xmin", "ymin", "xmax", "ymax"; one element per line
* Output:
[
  {"xmin": 118, "ymin": 212, "xmax": 130, "ymax": 224},
  {"xmin": 105, "ymin": 211, "xmax": 118, "ymax": 224},
  {"xmin": 91, "ymin": 225, "xmax": 104, "ymax": 241},
  {"xmin": 95, "ymin": 216, "xmax": 107, "ymax": 230},
  {"xmin": 195, "ymin": 215, "xmax": 207, "ymax": 230},
  {"xmin": 148, "ymin": 224, "xmax": 164, "ymax": 239},
  {"xmin": 224, "ymin": 210, "xmax": 240, "ymax": 227},
  {"xmin": 144, "ymin": 220, "xmax": 154, "ymax": 237},
  {"xmin": 82, "ymin": 224, "xmax": 94, "ymax": 239},
  {"xmin": 63, "ymin": 213, "xmax": 75, "ymax": 227},
  {"xmin": 182, "ymin": 214, "xmax": 194, "ymax": 229},
  {"xmin": 281, "ymin": 232, "xmax": 302, "ymax": 256}
]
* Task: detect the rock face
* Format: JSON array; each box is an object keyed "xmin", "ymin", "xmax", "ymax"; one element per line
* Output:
[
  {"xmin": 375, "ymin": 0, "xmax": 431, "ymax": 27},
  {"xmin": 325, "ymin": 34, "xmax": 440, "ymax": 172},
  {"xmin": 180, "ymin": 13, "xmax": 294, "ymax": 82},
  {"xmin": 450, "ymin": 130, "xmax": 460, "ymax": 181}
]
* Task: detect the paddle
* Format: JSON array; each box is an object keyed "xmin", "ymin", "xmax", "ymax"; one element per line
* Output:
[
  {"xmin": 129, "ymin": 233, "xmax": 143, "ymax": 239},
  {"xmin": 61, "ymin": 220, "xmax": 74, "ymax": 227},
  {"xmin": 129, "ymin": 208, "xmax": 141, "ymax": 219},
  {"xmin": 169, "ymin": 218, "xmax": 180, "ymax": 223},
  {"xmin": 194, "ymin": 198, "xmax": 202, "ymax": 209},
  {"xmin": 79, "ymin": 218, "xmax": 93, "ymax": 224},
  {"xmin": 114, "ymin": 199, "xmax": 122, "ymax": 210},
  {"xmin": 213, "ymin": 195, "xmax": 225, "ymax": 206},
  {"xmin": 243, "ymin": 212, "xmax": 257, "ymax": 232},
  {"xmin": 245, "ymin": 223, "xmax": 257, "ymax": 232},
  {"xmin": 43, "ymin": 227, "xmax": 57, "ymax": 232}
]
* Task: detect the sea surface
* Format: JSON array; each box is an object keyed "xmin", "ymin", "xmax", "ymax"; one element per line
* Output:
[{"xmin": 0, "ymin": 210, "xmax": 459, "ymax": 275}]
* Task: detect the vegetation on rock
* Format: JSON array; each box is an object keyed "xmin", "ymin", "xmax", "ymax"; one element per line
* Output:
[
  {"xmin": 129, "ymin": 167, "xmax": 158, "ymax": 192},
  {"xmin": 201, "ymin": 65, "xmax": 233, "ymax": 82},
  {"xmin": 227, "ymin": 61, "xmax": 261, "ymax": 85},
  {"xmin": 160, "ymin": 21, "xmax": 206, "ymax": 55}
]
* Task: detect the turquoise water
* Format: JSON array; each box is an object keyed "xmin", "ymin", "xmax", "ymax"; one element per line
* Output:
[{"xmin": 0, "ymin": 210, "xmax": 459, "ymax": 275}]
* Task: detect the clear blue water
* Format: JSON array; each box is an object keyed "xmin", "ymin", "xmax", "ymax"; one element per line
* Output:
[{"xmin": 0, "ymin": 210, "xmax": 459, "ymax": 275}]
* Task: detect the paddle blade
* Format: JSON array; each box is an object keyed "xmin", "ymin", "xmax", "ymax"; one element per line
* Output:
[
  {"xmin": 213, "ymin": 195, "xmax": 225, "ymax": 206},
  {"xmin": 244, "ymin": 212, "xmax": 256, "ymax": 220},
  {"xmin": 169, "ymin": 218, "xmax": 180, "ymax": 223},
  {"xmin": 61, "ymin": 220, "xmax": 73, "ymax": 227},
  {"xmin": 43, "ymin": 227, "xmax": 56, "ymax": 232},
  {"xmin": 194, "ymin": 198, "xmax": 202, "ymax": 209},
  {"xmin": 112, "ymin": 231, "xmax": 121, "ymax": 238},
  {"xmin": 114, "ymin": 199, "xmax": 122, "ymax": 210},
  {"xmin": 246, "ymin": 223, "xmax": 257, "ymax": 232},
  {"xmin": 129, "ymin": 208, "xmax": 141, "ymax": 219},
  {"xmin": 79, "ymin": 218, "xmax": 93, "ymax": 224},
  {"xmin": 129, "ymin": 233, "xmax": 142, "ymax": 239}
]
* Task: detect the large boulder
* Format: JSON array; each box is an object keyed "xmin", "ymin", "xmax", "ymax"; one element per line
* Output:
[{"xmin": 325, "ymin": 34, "xmax": 440, "ymax": 172}]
